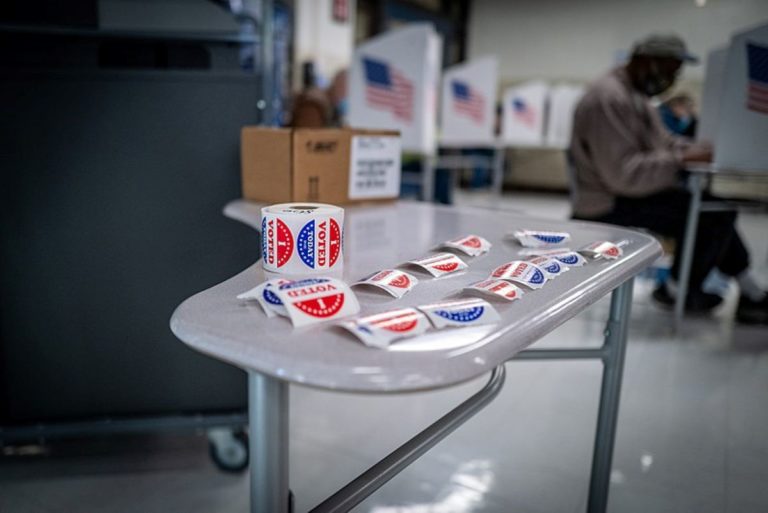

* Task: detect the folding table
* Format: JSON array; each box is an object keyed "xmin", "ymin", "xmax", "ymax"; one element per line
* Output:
[{"xmin": 170, "ymin": 200, "xmax": 661, "ymax": 513}]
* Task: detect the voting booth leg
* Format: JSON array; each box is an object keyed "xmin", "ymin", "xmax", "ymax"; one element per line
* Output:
[
  {"xmin": 491, "ymin": 146, "xmax": 505, "ymax": 197},
  {"xmin": 249, "ymin": 371, "xmax": 291, "ymax": 513},
  {"xmin": 421, "ymin": 154, "xmax": 435, "ymax": 202},
  {"xmin": 588, "ymin": 278, "xmax": 633, "ymax": 513},
  {"xmin": 675, "ymin": 173, "xmax": 705, "ymax": 328}
]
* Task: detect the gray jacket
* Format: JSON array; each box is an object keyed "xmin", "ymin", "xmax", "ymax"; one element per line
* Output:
[{"xmin": 569, "ymin": 68, "xmax": 692, "ymax": 218}]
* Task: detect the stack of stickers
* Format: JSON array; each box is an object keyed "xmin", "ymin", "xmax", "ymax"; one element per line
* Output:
[
  {"xmin": 237, "ymin": 229, "xmax": 628, "ymax": 348},
  {"xmin": 237, "ymin": 277, "xmax": 360, "ymax": 328},
  {"xmin": 339, "ymin": 298, "xmax": 500, "ymax": 349},
  {"xmin": 462, "ymin": 231, "xmax": 626, "ymax": 301},
  {"xmin": 351, "ymin": 234, "xmax": 491, "ymax": 298}
]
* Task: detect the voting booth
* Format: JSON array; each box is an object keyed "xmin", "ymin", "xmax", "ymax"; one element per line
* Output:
[
  {"xmin": 439, "ymin": 56, "xmax": 498, "ymax": 145},
  {"xmin": 501, "ymin": 81, "xmax": 548, "ymax": 146},
  {"xmin": 714, "ymin": 23, "xmax": 768, "ymax": 170},
  {"xmin": 698, "ymin": 46, "xmax": 728, "ymax": 144},
  {"xmin": 545, "ymin": 84, "xmax": 584, "ymax": 149},
  {"xmin": 349, "ymin": 24, "xmax": 443, "ymax": 154}
]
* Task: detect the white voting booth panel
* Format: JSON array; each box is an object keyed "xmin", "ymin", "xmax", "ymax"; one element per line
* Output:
[
  {"xmin": 714, "ymin": 23, "xmax": 768, "ymax": 171},
  {"xmin": 349, "ymin": 24, "xmax": 442, "ymax": 154},
  {"xmin": 698, "ymin": 46, "xmax": 728, "ymax": 144},
  {"xmin": 440, "ymin": 56, "xmax": 498, "ymax": 145},
  {"xmin": 545, "ymin": 84, "xmax": 584, "ymax": 149},
  {"xmin": 501, "ymin": 81, "xmax": 548, "ymax": 146}
]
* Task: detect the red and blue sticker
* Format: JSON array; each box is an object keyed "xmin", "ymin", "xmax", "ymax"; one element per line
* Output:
[
  {"xmin": 533, "ymin": 233, "xmax": 567, "ymax": 244},
  {"xmin": 434, "ymin": 306, "xmax": 485, "ymax": 323},
  {"xmin": 279, "ymin": 278, "xmax": 346, "ymax": 319},
  {"xmin": 262, "ymin": 217, "xmax": 294, "ymax": 269},
  {"xmin": 297, "ymin": 219, "xmax": 341, "ymax": 269}
]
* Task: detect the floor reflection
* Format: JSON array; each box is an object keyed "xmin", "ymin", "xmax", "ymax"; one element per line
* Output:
[{"xmin": 370, "ymin": 460, "xmax": 494, "ymax": 513}]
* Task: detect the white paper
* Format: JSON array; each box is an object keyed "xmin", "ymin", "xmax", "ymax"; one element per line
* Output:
[{"xmin": 348, "ymin": 136, "xmax": 402, "ymax": 199}]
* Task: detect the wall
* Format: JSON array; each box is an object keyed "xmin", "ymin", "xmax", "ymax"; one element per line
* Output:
[
  {"xmin": 293, "ymin": 0, "xmax": 356, "ymax": 88},
  {"xmin": 468, "ymin": 0, "xmax": 768, "ymax": 84}
]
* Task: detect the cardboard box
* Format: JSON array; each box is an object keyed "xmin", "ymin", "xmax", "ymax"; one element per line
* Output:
[{"xmin": 241, "ymin": 127, "xmax": 401, "ymax": 204}]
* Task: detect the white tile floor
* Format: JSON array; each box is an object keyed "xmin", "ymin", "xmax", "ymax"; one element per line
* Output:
[{"xmin": 1, "ymin": 191, "xmax": 766, "ymax": 513}]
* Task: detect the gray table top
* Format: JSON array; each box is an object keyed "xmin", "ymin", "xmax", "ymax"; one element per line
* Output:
[{"xmin": 170, "ymin": 200, "xmax": 661, "ymax": 393}]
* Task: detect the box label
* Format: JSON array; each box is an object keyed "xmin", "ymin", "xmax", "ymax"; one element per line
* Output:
[{"xmin": 348, "ymin": 136, "xmax": 401, "ymax": 199}]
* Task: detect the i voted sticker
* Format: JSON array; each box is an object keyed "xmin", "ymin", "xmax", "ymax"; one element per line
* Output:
[
  {"xmin": 418, "ymin": 298, "xmax": 500, "ymax": 329},
  {"xmin": 439, "ymin": 235, "xmax": 492, "ymax": 256},
  {"xmin": 548, "ymin": 251, "xmax": 586, "ymax": 267},
  {"xmin": 527, "ymin": 256, "xmax": 569, "ymax": 278},
  {"xmin": 404, "ymin": 252, "xmax": 468, "ymax": 277},
  {"xmin": 274, "ymin": 277, "xmax": 360, "ymax": 327},
  {"xmin": 262, "ymin": 217, "xmax": 295, "ymax": 269},
  {"xmin": 491, "ymin": 261, "xmax": 548, "ymax": 289},
  {"xmin": 353, "ymin": 269, "xmax": 418, "ymax": 298},
  {"xmin": 339, "ymin": 308, "xmax": 430, "ymax": 348},
  {"xmin": 511, "ymin": 230, "xmax": 571, "ymax": 248},
  {"xmin": 237, "ymin": 278, "xmax": 294, "ymax": 318},
  {"xmin": 296, "ymin": 218, "xmax": 342, "ymax": 270},
  {"xmin": 579, "ymin": 241, "xmax": 624, "ymax": 260},
  {"xmin": 464, "ymin": 279, "xmax": 524, "ymax": 301}
]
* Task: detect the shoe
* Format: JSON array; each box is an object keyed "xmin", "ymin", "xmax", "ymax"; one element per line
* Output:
[
  {"xmin": 652, "ymin": 285, "xmax": 723, "ymax": 313},
  {"xmin": 735, "ymin": 294, "xmax": 768, "ymax": 324}
]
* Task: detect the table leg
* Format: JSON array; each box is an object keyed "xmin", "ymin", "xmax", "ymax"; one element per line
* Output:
[
  {"xmin": 675, "ymin": 173, "xmax": 704, "ymax": 328},
  {"xmin": 249, "ymin": 371, "xmax": 290, "ymax": 513},
  {"xmin": 587, "ymin": 278, "xmax": 633, "ymax": 513}
]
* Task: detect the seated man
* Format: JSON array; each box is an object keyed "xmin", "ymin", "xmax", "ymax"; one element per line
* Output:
[{"xmin": 569, "ymin": 33, "xmax": 767, "ymax": 324}]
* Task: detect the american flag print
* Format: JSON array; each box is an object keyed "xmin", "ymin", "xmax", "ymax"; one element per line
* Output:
[
  {"xmin": 746, "ymin": 42, "xmax": 768, "ymax": 115},
  {"xmin": 363, "ymin": 57, "xmax": 414, "ymax": 122},
  {"xmin": 452, "ymin": 80, "xmax": 485, "ymax": 124},
  {"xmin": 512, "ymin": 97, "xmax": 536, "ymax": 128}
]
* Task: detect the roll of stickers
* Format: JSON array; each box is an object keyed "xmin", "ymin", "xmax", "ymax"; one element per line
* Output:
[{"xmin": 261, "ymin": 203, "xmax": 344, "ymax": 274}]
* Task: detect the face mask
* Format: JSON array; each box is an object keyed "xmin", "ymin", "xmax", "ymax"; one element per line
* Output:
[{"xmin": 642, "ymin": 61, "xmax": 674, "ymax": 97}]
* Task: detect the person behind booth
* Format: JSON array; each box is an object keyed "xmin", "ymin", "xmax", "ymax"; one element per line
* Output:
[
  {"xmin": 569, "ymin": 34, "xmax": 767, "ymax": 324},
  {"xmin": 659, "ymin": 93, "xmax": 698, "ymax": 138}
]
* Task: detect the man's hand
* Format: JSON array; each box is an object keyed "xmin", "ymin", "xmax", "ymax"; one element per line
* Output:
[{"xmin": 682, "ymin": 142, "xmax": 713, "ymax": 163}]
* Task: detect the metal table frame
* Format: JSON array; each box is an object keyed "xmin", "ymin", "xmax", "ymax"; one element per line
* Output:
[{"xmin": 250, "ymin": 278, "xmax": 634, "ymax": 513}]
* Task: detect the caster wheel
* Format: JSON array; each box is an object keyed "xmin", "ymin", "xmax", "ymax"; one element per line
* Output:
[{"xmin": 208, "ymin": 428, "xmax": 248, "ymax": 473}]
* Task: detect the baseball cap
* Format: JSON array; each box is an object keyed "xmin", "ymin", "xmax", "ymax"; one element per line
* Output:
[{"xmin": 631, "ymin": 34, "xmax": 699, "ymax": 63}]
